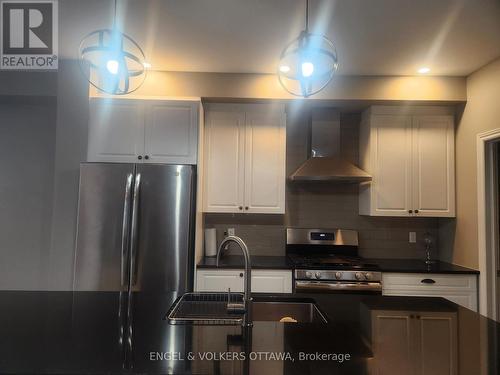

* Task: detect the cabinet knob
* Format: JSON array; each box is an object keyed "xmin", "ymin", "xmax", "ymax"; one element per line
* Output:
[
  {"xmin": 245, "ymin": 206, "xmax": 249, "ymax": 210},
  {"xmin": 415, "ymin": 209, "xmax": 419, "ymax": 214},
  {"xmin": 408, "ymin": 210, "xmax": 413, "ymax": 214},
  {"xmin": 238, "ymin": 206, "xmax": 243, "ymax": 210},
  {"xmin": 138, "ymin": 155, "xmax": 143, "ymax": 160},
  {"xmin": 144, "ymin": 155, "xmax": 150, "ymax": 160},
  {"xmin": 239, "ymin": 273, "xmax": 244, "ymax": 278}
]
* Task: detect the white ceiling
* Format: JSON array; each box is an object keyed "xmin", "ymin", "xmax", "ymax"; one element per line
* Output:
[{"xmin": 60, "ymin": 0, "xmax": 500, "ymax": 76}]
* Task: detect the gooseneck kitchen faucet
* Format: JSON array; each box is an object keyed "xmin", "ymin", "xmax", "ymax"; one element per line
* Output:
[{"xmin": 216, "ymin": 236, "xmax": 253, "ymax": 327}]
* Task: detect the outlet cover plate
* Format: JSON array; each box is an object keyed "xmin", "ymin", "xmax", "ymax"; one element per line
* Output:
[{"xmin": 409, "ymin": 232, "xmax": 417, "ymax": 243}]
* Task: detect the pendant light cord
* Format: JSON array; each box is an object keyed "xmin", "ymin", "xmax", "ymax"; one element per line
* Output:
[
  {"xmin": 112, "ymin": 0, "xmax": 117, "ymax": 29},
  {"xmin": 305, "ymin": 0, "xmax": 309, "ymax": 32}
]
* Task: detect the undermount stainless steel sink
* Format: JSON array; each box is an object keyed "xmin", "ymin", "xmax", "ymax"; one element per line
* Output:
[
  {"xmin": 166, "ymin": 293, "xmax": 328, "ymax": 325},
  {"xmin": 252, "ymin": 300, "xmax": 328, "ymax": 323}
]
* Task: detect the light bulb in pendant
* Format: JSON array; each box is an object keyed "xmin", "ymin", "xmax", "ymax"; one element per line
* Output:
[
  {"xmin": 106, "ymin": 59, "xmax": 119, "ymax": 75},
  {"xmin": 301, "ymin": 62, "xmax": 314, "ymax": 77}
]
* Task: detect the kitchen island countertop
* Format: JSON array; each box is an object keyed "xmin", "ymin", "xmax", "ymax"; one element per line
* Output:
[{"xmin": 0, "ymin": 290, "xmax": 497, "ymax": 374}]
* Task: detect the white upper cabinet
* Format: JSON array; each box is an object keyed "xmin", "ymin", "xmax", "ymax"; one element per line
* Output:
[
  {"xmin": 360, "ymin": 106, "xmax": 455, "ymax": 217},
  {"xmin": 88, "ymin": 97, "xmax": 200, "ymax": 164},
  {"xmin": 365, "ymin": 114, "xmax": 413, "ymax": 216},
  {"xmin": 244, "ymin": 110, "xmax": 286, "ymax": 213},
  {"xmin": 203, "ymin": 109, "xmax": 246, "ymax": 212},
  {"xmin": 203, "ymin": 103, "xmax": 286, "ymax": 214},
  {"xmin": 144, "ymin": 101, "xmax": 199, "ymax": 164},
  {"xmin": 88, "ymin": 98, "xmax": 145, "ymax": 163},
  {"xmin": 412, "ymin": 115, "xmax": 455, "ymax": 217}
]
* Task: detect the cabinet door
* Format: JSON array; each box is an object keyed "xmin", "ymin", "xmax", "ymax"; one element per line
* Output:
[
  {"xmin": 196, "ymin": 269, "xmax": 292, "ymax": 293},
  {"xmin": 371, "ymin": 115, "xmax": 413, "ymax": 216},
  {"xmin": 371, "ymin": 310, "xmax": 416, "ymax": 374},
  {"xmin": 244, "ymin": 109, "xmax": 286, "ymax": 214},
  {"xmin": 87, "ymin": 98, "xmax": 145, "ymax": 163},
  {"xmin": 203, "ymin": 109, "xmax": 246, "ymax": 213},
  {"xmin": 144, "ymin": 101, "xmax": 199, "ymax": 164},
  {"xmin": 412, "ymin": 115, "xmax": 455, "ymax": 217},
  {"xmin": 369, "ymin": 310, "xmax": 457, "ymax": 375},
  {"xmin": 196, "ymin": 269, "xmax": 244, "ymax": 292},
  {"xmin": 416, "ymin": 312, "xmax": 457, "ymax": 375},
  {"xmin": 250, "ymin": 270, "xmax": 292, "ymax": 293}
]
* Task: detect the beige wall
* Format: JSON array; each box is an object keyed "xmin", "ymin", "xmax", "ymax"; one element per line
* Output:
[
  {"xmin": 441, "ymin": 58, "xmax": 500, "ymax": 269},
  {"xmin": 91, "ymin": 71, "xmax": 466, "ymax": 102}
]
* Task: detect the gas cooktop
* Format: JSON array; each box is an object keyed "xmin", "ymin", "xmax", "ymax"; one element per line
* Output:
[
  {"xmin": 286, "ymin": 228, "xmax": 382, "ymax": 293},
  {"xmin": 287, "ymin": 253, "xmax": 380, "ymax": 271}
]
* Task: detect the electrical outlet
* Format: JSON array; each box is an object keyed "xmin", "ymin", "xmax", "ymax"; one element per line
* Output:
[
  {"xmin": 409, "ymin": 232, "xmax": 417, "ymax": 243},
  {"xmin": 227, "ymin": 228, "xmax": 235, "ymax": 236}
]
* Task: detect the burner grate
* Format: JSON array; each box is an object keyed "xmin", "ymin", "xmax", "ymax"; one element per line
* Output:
[{"xmin": 287, "ymin": 254, "xmax": 379, "ymax": 271}]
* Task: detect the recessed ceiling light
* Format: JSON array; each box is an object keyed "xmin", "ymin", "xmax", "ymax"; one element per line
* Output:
[
  {"xmin": 279, "ymin": 65, "xmax": 290, "ymax": 73},
  {"xmin": 143, "ymin": 62, "xmax": 152, "ymax": 69},
  {"xmin": 418, "ymin": 67, "xmax": 431, "ymax": 74}
]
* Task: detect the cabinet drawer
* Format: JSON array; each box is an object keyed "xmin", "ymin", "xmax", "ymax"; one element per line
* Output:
[
  {"xmin": 196, "ymin": 269, "xmax": 292, "ymax": 293},
  {"xmin": 383, "ymin": 273, "xmax": 476, "ymax": 290},
  {"xmin": 382, "ymin": 273, "xmax": 478, "ymax": 311},
  {"xmin": 196, "ymin": 269, "xmax": 244, "ymax": 292}
]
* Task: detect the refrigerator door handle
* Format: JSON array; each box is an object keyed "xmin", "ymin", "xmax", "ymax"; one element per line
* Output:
[
  {"xmin": 120, "ymin": 173, "xmax": 134, "ymax": 288},
  {"xmin": 129, "ymin": 173, "xmax": 141, "ymax": 287}
]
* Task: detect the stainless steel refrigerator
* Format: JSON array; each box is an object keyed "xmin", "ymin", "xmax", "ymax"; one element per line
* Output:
[
  {"xmin": 73, "ymin": 162, "xmax": 195, "ymax": 293},
  {"xmin": 72, "ymin": 163, "xmax": 195, "ymax": 370}
]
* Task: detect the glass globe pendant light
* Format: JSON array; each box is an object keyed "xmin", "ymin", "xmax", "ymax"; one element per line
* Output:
[
  {"xmin": 78, "ymin": 0, "xmax": 147, "ymax": 95},
  {"xmin": 277, "ymin": 0, "xmax": 338, "ymax": 97}
]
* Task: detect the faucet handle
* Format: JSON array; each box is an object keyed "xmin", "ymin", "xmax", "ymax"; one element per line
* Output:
[{"xmin": 226, "ymin": 287, "xmax": 245, "ymax": 314}]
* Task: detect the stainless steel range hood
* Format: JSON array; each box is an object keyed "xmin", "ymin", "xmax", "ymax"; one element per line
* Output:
[{"xmin": 289, "ymin": 109, "xmax": 372, "ymax": 183}]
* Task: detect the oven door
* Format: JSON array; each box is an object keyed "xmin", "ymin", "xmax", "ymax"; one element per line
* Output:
[{"xmin": 295, "ymin": 280, "xmax": 382, "ymax": 295}]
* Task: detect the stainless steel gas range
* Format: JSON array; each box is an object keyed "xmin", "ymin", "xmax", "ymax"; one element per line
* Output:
[{"xmin": 286, "ymin": 228, "xmax": 382, "ymax": 294}]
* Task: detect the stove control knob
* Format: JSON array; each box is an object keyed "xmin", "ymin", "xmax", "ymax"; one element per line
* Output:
[
  {"xmin": 365, "ymin": 272, "xmax": 373, "ymax": 280},
  {"xmin": 355, "ymin": 272, "xmax": 365, "ymax": 281},
  {"xmin": 335, "ymin": 272, "xmax": 343, "ymax": 280},
  {"xmin": 305, "ymin": 271, "xmax": 313, "ymax": 279},
  {"xmin": 315, "ymin": 272, "xmax": 322, "ymax": 279}
]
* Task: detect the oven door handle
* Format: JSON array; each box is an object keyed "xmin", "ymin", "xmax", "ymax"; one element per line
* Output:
[{"xmin": 295, "ymin": 280, "xmax": 382, "ymax": 292}]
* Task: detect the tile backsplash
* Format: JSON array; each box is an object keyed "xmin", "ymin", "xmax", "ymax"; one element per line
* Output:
[{"xmin": 204, "ymin": 108, "xmax": 439, "ymax": 260}]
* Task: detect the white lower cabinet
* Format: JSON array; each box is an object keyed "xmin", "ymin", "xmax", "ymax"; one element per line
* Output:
[
  {"xmin": 382, "ymin": 273, "xmax": 478, "ymax": 311},
  {"xmin": 362, "ymin": 308, "xmax": 458, "ymax": 375},
  {"xmin": 195, "ymin": 269, "xmax": 292, "ymax": 293}
]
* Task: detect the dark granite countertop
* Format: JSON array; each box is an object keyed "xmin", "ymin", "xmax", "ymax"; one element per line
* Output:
[
  {"xmin": 0, "ymin": 290, "xmax": 498, "ymax": 374},
  {"xmin": 366, "ymin": 258, "xmax": 479, "ymax": 274},
  {"xmin": 197, "ymin": 256, "xmax": 479, "ymax": 274},
  {"xmin": 197, "ymin": 255, "xmax": 293, "ymax": 270}
]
